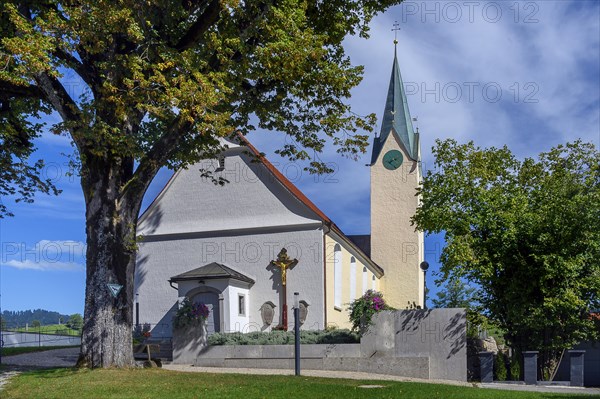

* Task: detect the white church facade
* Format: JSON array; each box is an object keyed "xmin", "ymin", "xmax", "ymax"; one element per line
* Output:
[{"xmin": 135, "ymin": 47, "xmax": 425, "ymax": 337}]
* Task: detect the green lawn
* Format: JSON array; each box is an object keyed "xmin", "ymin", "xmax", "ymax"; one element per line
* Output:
[
  {"xmin": 0, "ymin": 345, "xmax": 78, "ymax": 357},
  {"xmin": 2, "ymin": 368, "xmax": 597, "ymax": 399},
  {"xmin": 7, "ymin": 324, "xmax": 80, "ymax": 336}
]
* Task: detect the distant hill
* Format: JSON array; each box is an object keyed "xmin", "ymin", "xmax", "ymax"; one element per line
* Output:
[{"xmin": 1, "ymin": 309, "xmax": 73, "ymax": 328}]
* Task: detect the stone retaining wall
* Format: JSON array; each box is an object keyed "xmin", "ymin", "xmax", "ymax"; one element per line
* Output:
[
  {"xmin": 194, "ymin": 344, "xmax": 429, "ymax": 378},
  {"xmin": 174, "ymin": 308, "xmax": 467, "ymax": 381}
]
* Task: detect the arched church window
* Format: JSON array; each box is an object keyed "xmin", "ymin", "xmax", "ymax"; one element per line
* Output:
[
  {"xmin": 372, "ymin": 274, "xmax": 376, "ymax": 290},
  {"xmin": 334, "ymin": 244, "xmax": 342, "ymax": 309},
  {"xmin": 350, "ymin": 257, "xmax": 357, "ymax": 300},
  {"xmin": 362, "ymin": 267, "xmax": 368, "ymax": 294}
]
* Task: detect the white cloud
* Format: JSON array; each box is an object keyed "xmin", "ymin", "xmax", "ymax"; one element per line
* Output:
[
  {"xmin": 1, "ymin": 240, "xmax": 86, "ymax": 272},
  {"xmin": 1, "ymin": 259, "xmax": 83, "ymax": 272}
]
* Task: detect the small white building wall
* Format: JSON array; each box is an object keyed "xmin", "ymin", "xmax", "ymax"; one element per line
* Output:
[{"xmin": 227, "ymin": 283, "xmax": 250, "ymax": 332}]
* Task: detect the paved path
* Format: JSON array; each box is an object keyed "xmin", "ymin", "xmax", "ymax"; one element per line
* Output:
[
  {"xmin": 1, "ymin": 347, "xmax": 79, "ymax": 368},
  {"xmin": 0, "ymin": 347, "xmax": 79, "ymax": 392},
  {"xmin": 481, "ymin": 382, "xmax": 600, "ymax": 396}
]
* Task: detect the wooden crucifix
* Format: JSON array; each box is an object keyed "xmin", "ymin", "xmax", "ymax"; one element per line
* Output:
[{"xmin": 270, "ymin": 248, "xmax": 298, "ymax": 331}]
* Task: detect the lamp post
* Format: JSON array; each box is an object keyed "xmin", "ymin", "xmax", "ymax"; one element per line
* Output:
[
  {"xmin": 294, "ymin": 292, "xmax": 300, "ymax": 376},
  {"xmin": 135, "ymin": 293, "xmax": 140, "ymax": 329},
  {"xmin": 420, "ymin": 261, "xmax": 429, "ymax": 309}
]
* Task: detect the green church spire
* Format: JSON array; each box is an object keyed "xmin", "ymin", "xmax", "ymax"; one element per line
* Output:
[{"xmin": 370, "ymin": 40, "xmax": 419, "ymax": 164}]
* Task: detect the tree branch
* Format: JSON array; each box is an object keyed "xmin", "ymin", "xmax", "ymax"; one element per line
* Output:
[
  {"xmin": 121, "ymin": 115, "xmax": 192, "ymax": 206},
  {"xmin": 34, "ymin": 73, "xmax": 81, "ymax": 124},
  {"xmin": 175, "ymin": 0, "xmax": 221, "ymax": 51},
  {"xmin": 52, "ymin": 48, "xmax": 96, "ymax": 89},
  {"xmin": 0, "ymin": 81, "xmax": 43, "ymax": 99},
  {"xmin": 33, "ymin": 72, "xmax": 87, "ymax": 158}
]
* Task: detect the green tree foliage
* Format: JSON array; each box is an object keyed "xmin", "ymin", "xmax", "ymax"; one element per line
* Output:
[
  {"xmin": 67, "ymin": 314, "xmax": 83, "ymax": 330},
  {"xmin": 31, "ymin": 320, "xmax": 41, "ymax": 328},
  {"xmin": 413, "ymin": 139, "xmax": 600, "ymax": 379},
  {"xmin": 432, "ymin": 277, "xmax": 477, "ymax": 309},
  {"xmin": 1, "ymin": 0, "xmax": 401, "ymax": 367},
  {"xmin": 1, "ymin": 309, "xmax": 70, "ymax": 326}
]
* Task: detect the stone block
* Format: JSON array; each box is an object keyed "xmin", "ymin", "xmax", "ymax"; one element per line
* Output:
[
  {"xmin": 300, "ymin": 344, "xmax": 328, "ymax": 358},
  {"xmin": 300, "ymin": 358, "xmax": 324, "ymax": 370},
  {"xmin": 361, "ymin": 311, "xmax": 395, "ymax": 357},
  {"xmin": 225, "ymin": 358, "xmax": 292, "ymax": 369},
  {"xmin": 262, "ymin": 345, "xmax": 294, "ymax": 358},
  {"xmin": 323, "ymin": 357, "xmax": 360, "ymax": 372},
  {"xmin": 523, "ymin": 351, "xmax": 538, "ymax": 385},
  {"xmin": 172, "ymin": 324, "xmax": 208, "ymax": 364},
  {"xmin": 393, "ymin": 308, "xmax": 467, "ymax": 381},
  {"xmin": 569, "ymin": 350, "xmax": 585, "ymax": 387},
  {"xmin": 359, "ymin": 357, "xmax": 429, "ymax": 379},
  {"xmin": 478, "ymin": 351, "xmax": 494, "ymax": 383},
  {"xmin": 324, "ymin": 344, "xmax": 361, "ymax": 358},
  {"xmin": 195, "ymin": 358, "xmax": 225, "ymax": 367},
  {"xmin": 232, "ymin": 345, "xmax": 263, "ymax": 358},
  {"xmin": 199, "ymin": 345, "xmax": 232, "ymax": 359}
]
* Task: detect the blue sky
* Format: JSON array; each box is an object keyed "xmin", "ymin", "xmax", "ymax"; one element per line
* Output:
[{"xmin": 1, "ymin": 1, "xmax": 599, "ymax": 316}]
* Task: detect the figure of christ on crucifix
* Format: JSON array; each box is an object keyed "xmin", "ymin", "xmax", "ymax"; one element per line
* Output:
[{"xmin": 270, "ymin": 248, "xmax": 298, "ymax": 331}]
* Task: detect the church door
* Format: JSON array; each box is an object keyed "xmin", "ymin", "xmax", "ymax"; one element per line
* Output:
[{"xmin": 191, "ymin": 292, "xmax": 220, "ymax": 335}]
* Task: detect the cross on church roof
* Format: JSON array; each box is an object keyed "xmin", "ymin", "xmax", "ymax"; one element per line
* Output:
[{"xmin": 392, "ymin": 21, "xmax": 401, "ymax": 45}]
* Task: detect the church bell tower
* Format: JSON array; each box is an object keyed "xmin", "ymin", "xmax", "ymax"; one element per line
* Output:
[{"xmin": 370, "ymin": 40, "xmax": 425, "ymax": 309}]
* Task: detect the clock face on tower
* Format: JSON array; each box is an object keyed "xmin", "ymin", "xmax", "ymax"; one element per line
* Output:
[{"xmin": 382, "ymin": 150, "xmax": 403, "ymax": 170}]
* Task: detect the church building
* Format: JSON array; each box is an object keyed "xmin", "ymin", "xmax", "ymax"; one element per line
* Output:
[{"xmin": 134, "ymin": 45, "xmax": 425, "ymax": 337}]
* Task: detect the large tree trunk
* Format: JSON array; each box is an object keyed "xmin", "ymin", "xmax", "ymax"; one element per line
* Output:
[{"xmin": 76, "ymin": 160, "xmax": 141, "ymax": 368}]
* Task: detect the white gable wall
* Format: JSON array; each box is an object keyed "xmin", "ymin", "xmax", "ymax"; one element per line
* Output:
[{"xmin": 138, "ymin": 147, "xmax": 322, "ymax": 236}]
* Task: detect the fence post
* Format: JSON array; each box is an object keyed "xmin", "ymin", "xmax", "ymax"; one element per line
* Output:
[
  {"xmin": 568, "ymin": 350, "xmax": 585, "ymax": 387},
  {"xmin": 523, "ymin": 351, "xmax": 538, "ymax": 385}
]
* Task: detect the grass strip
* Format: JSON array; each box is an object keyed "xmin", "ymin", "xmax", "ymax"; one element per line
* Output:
[{"xmin": 2, "ymin": 368, "xmax": 598, "ymax": 399}]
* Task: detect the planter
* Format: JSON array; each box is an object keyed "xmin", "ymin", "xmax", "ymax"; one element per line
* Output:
[{"xmin": 173, "ymin": 320, "xmax": 208, "ymax": 364}]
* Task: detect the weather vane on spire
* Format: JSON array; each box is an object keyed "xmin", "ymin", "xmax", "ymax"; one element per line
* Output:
[{"xmin": 392, "ymin": 21, "xmax": 401, "ymax": 45}]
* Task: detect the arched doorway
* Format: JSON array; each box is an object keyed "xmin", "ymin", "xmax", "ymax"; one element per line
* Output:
[{"xmin": 190, "ymin": 291, "xmax": 220, "ymax": 334}]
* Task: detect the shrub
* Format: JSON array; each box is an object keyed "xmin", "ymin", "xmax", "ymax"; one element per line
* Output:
[
  {"xmin": 347, "ymin": 290, "xmax": 393, "ymax": 334},
  {"xmin": 173, "ymin": 298, "xmax": 209, "ymax": 329},
  {"xmin": 509, "ymin": 353, "xmax": 521, "ymax": 381},
  {"xmin": 207, "ymin": 329, "xmax": 359, "ymax": 346},
  {"xmin": 494, "ymin": 353, "xmax": 507, "ymax": 381}
]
